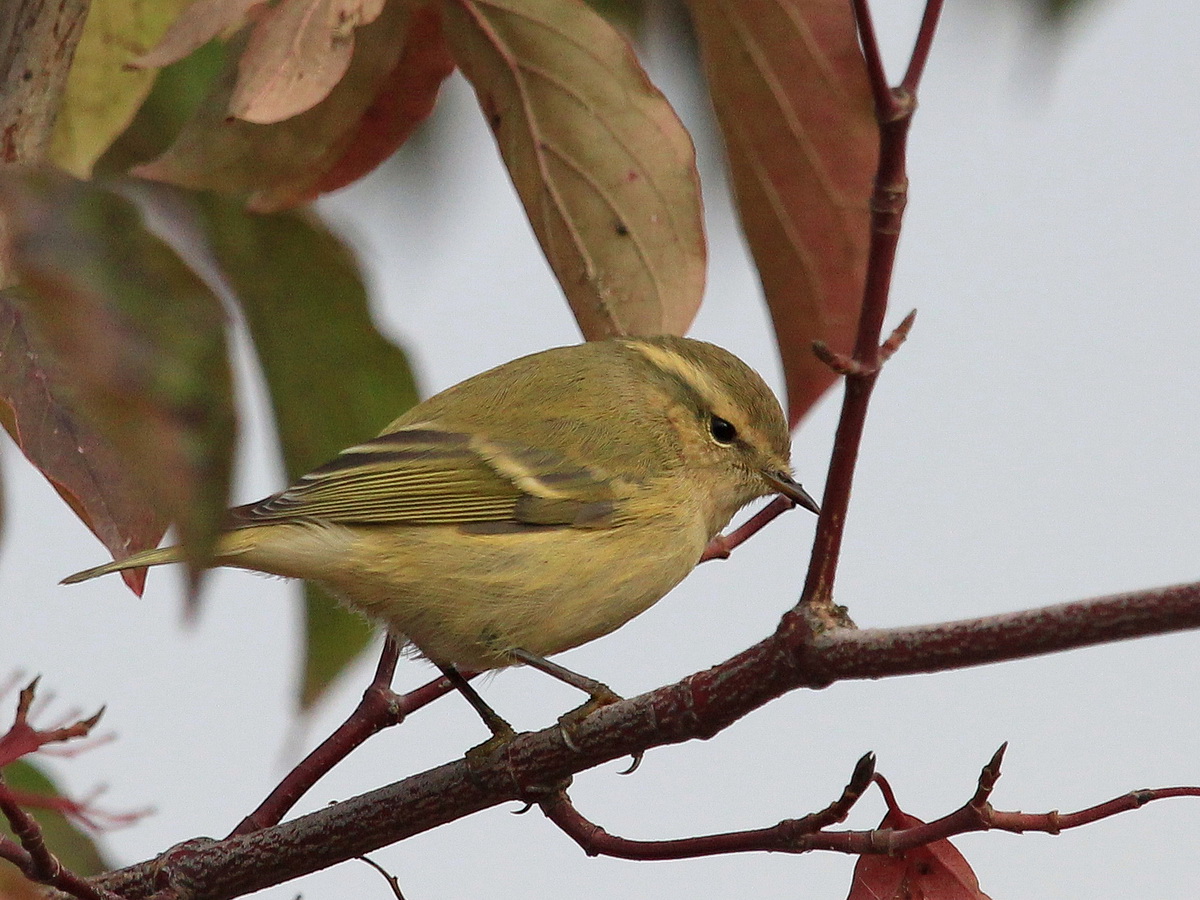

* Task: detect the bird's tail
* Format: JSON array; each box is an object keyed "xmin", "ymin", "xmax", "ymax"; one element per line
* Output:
[{"xmin": 61, "ymin": 546, "xmax": 184, "ymax": 585}]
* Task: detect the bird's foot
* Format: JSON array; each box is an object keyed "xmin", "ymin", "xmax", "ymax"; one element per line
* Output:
[{"xmin": 557, "ymin": 685, "xmax": 623, "ymax": 753}]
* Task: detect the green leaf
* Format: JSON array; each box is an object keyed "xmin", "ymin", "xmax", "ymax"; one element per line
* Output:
[
  {"xmin": 97, "ymin": 37, "xmax": 229, "ymax": 177},
  {"xmin": 50, "ymin": 0, "xmax": 194, "ymax": 177},
  {"xmin": 201, "ymin": 199, "xmax": 418, "ymax": 707},
  {"xmin": 1, "ymin": 761, "xmax": 110, "ymax": 877},
  {"xmin": 1027, "ymin": 0, "xmax": 1100, "ymax": 22},
  {"xmin": 583, "ymin": 0, "xmax": 647, "ymax": 36},
  {"xmin": 301, "ymin": 583, "xmax": 375, "ymax": 709},
  {"xmin": 0, "ymin": 171, "xmax": 236, "ymax": 589}
]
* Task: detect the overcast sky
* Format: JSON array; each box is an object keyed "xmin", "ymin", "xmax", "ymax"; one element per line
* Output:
[{"xmin": 5, "ymin": 1, "xmax": 1200, "ymax": 898}]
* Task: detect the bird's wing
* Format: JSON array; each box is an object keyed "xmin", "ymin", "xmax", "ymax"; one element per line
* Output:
[{"xmin": 229, "ymin": 426, "xmax": 620, "ymax": 530}]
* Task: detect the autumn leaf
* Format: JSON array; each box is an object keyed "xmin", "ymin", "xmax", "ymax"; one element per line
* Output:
[
  {"xmin": 849, "ymin": 799, "xmax": 993, "ymax": 899},
  {"xmin": 49, "ymin": 0, "xmax": 195, "ymax": 177},
  {"xmin": 133, "ymin": 0, "xmax": 448, "ymax": 212},
  {"xmin": 130, "ymin": 0, "xmax": 267, "ymax": 70},
  {"xmin": 229, "ymin": 0, "xmax": 388, "ymax": 124},
  {"xmin": 441, "ymin": 0, "xmax": 706, "ymax": 338},
  {"xmin": 0, "ymin": 294, "xmax": 166, "ymax": 595},
  {"xmin": 0, "ymin": 171, "xmax": 235, "ymax": 590},
  {"xmin": 308, "ymin": 5, "xmax": 456, "ymax": 201},
  {"xmin": 687, "ymin": 0, "xmax": 877, "ymax": 425}
]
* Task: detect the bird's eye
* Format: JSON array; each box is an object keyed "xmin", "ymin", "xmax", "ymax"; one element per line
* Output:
[{"xmin": 709, "ymin": 415, "xmax": 737, "ymax": 445}]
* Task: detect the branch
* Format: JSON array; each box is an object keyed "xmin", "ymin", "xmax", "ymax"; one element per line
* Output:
[
  {"xmin": 799, "ymin": 0, "xmax": 945, "ymax": 620},
  {"xmin": 536, "ymin": 744, "xmax": 1200, "ymax": 860},
  {"xmin": 230, "ymin": 637, "xmax": 476, "ymax": 835},
  {"xmin": 0, "ymin": 678, "xmax": 105, "ymax": 767},
  {"xmin": 90, "ymin": 578, "xmax": 1200, "ymax": 900},
  {"xmin": 0, "ymin": 774, "xmax": 123, "ymax": 900},
  {"xmin": 539, "ymin": 753, "xmax": 877, "ymax": 859},
  {"xmin": 699, "ymin": 496, "xmax": 796, "ymax": 562}
]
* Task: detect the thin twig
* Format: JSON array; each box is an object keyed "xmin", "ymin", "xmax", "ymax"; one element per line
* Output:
[
  {"xmin": 0, "ymin": 678, "xmax": 105, "ymax": 767},
  {"xmin": 357, "ymin": 854, "xmax": 408, "ymax": 900},
  {"xmin": 0, "ymin": 777, "xmax": 60, "ymax": 880},
  {"xmin": 850, "ymin": 0, "xmax": 893, "ymax": 118},
  {"xmin": 901, "ymin": 0, "xmax": 946, "ymax": 93},
  {"xmin": 699, "ymin": 496, "xmax": 796, "ymax": 562},
  {"xmin": 231, "ymin": 636, "xmax": 479, "ymax": 836},
  {"xmin": 538, "ymin": 743, "xmax": 1199, "ymax": 861},
  {"xmin": 0, "ymin": 776, "xmax": 124, "ymax": 900},
  {"xmin": 797, "ymin": 0, "xmax": 944, "ymax": 621},
  {"xmin": 231, "ymin": 637, "xmax": 404, "ymax": 835}
]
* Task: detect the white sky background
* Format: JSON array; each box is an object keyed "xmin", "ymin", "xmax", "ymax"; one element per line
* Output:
[{"xmin": 5, "ymin": 1, "xmax": 1200, "ymax": 898}]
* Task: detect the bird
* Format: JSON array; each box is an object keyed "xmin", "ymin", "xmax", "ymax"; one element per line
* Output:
[{"xmin": 64, "ymin": 335, "xmax": 819, "ymax": 743}]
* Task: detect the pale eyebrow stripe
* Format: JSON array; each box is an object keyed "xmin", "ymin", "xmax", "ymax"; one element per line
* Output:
[{"xmin": 625, "ymin": 341, "xmax": 725, "ymax": 408}]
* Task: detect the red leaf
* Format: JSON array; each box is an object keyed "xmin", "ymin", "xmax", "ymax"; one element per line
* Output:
[
  {"xmin": 687, "ymin": 0, "xmax": 877, "ymax": 425},
  {"xmin": 0, "ymin": 295, "xmax": 165, "ymax": 594},
  {"xmin": 848, "ymin": 808, "xmax": 993, "ymax": 900},
  {"xmin": 0, "ymin": 171, "xmax": 235, "ymax": 586},
  {"xmin": 309, "ymin": 5, "xmax": 455, "ymax": 199}
]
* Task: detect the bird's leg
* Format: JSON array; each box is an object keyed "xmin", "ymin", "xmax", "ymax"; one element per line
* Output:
[
  {"xmin": 437, "ymin": 663, "xmax": 516, "ymax": 763},
  {"xmin": 507, "ymin": 648, "xmax": 623, "ymax": 752}
]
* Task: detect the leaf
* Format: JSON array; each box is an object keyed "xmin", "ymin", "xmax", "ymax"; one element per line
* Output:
[
  {"xmin": 229, "ymin": 0, "xmax": 388, "ymax": 124},
  {"xmin": 1028, "ymin": 0, "xmax": 1100, "ymax": 22},
  {"xmin": 0, "ymin": 293, "xmax": 166, "ymax": 595},
  {"xmin": 299, "ymin": 584, "xmax": 375, "ymax": 709},
  {"xmin": 441, "ymin": 0, "xmax": 706, "ymax": 338},
  {"xmin": 582, "ymin": 0, "xmax": 647, "ymax": 37},
  {"xmin": 49, "ymin": 0, "xmax": 196, "ymax": 177},
  {"xmin": 848, "ymin": 807, "xmax": 993, "ymax": 900},
  {"xmin": 0, "ymin": 171, "xmax": 235, "ymax": 588},
  {"xmin": 130, "ymin": 0, "xmax": 267, "ymax": 70},
  {"xmin": 687, "ymin": 0, "xmax": 877, "ymax": 425},
  {"xmin": 307, "ymin": 5, "xmax": 456, "ymax": 200},
  {"xmin": 0, "ymin": 761, "xmax": 110, "ymax": 877},
  {"xmin": 201, "ymin": 199, "xmax": 417, "ymax": 707},
  {"xmin": 97, "ymin": 36, "xmax": 230, "ymax": 177},
  {"xmin": 133, "ymin": 0, "xmax": 447, "ymax": 212}
]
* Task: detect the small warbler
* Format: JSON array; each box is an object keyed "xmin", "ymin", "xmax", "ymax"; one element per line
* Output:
[{"xmin": 65, "ymin": 335, "xmax": 818, "ymax": 738}]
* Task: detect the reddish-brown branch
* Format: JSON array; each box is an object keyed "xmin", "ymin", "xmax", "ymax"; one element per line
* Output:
[
  {"xmin": 0, "ymin": 777, "xmax": 60, "ymax": 881},
  {"xmin": 0, "ymin": 835, "xmax": 30, "ymax": 870},
  {"xmin": 89, "ymin": 579, "xmax": 1200, "ymax": 900},
  {"xmin": 230, "ymin": 637, "xmax": 483, "ymax": 836},
  {"xmin": 0, "ymin": 678, "xmax": 105, "ymax": 766},
  {"xmin": 802, "ymin": 748, "xmax": 1200, "ymax": 856},
  {"xmin": 850, "ymin": 0, "xmax": 891, "ymax": 118},
  {"xmin": 812, "ymin": 310, "xmax": 916, "ymax": 377},
  {"xmin": 797, "ymin": 0, "xmax": 944, "ymax": 619},
  {"xmin": 230, "ymin": 638, "xmax": 402, "ymax": 836},
  {"xmin": 699, "ymin": 496, "xmax": 796, "ymax": 562},
  {"xmin": 540, "ymin": 753, "xmax": 876, "ymax": 860},
  {"xmin": 0, "ymin": 776, "xmax": 123, "ymax": 900},
  {"xmin": 901, "ymin": 0, "xmax": 945, "ymax": 93},
  {"xmin": 538, "ymin": 742, "xmax": 1199, "ymax": 862},
  {"xmin": 231, "ymin": 637, "xmax": 478, "ymax": 836}
]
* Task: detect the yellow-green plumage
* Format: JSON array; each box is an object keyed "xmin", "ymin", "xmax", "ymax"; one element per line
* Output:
[{"xmin": 64, "ymin": 336, "xmax": 814, "ymax": 674}]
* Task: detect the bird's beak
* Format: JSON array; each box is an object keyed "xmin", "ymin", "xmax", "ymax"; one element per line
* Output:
[{"xmin": 762, "ymin": 470, "xmax": 821, "ymax": 515}]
